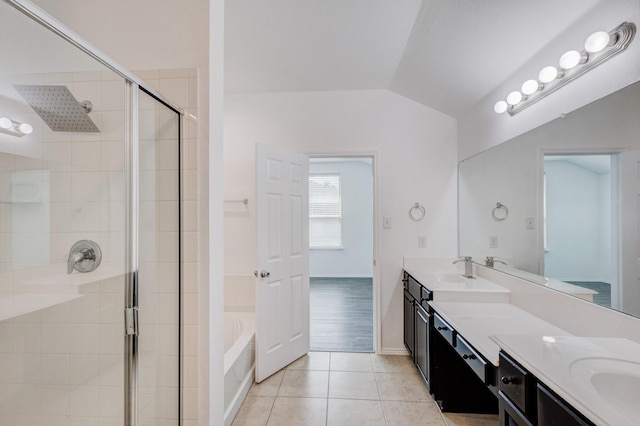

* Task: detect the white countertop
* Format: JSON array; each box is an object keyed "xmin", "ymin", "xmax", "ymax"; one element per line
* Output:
[
  {"xmin": 403, "ymin": 258, "xmax": 510, "ymax": 303},
  {"xmin": 491, "ymin": 335, "xmax": 640, "ymax": 426},
  {"xmin": 429, "ymin": 301, "xmax": 571, "ymax": 365}
]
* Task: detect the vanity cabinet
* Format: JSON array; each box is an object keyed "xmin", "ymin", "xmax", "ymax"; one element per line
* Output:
[
  {"xmin": 403, "ymin": 289, "xmax": 414, "ymax": 357},
  {"xmin": 403, "ymin": 270, "xmax": 497, "ymax": 413},
  {"xmin": 498, "ymin": 351, "xmax": 594, "ymax": 426},
  {"xmin": 430, "ymin": 311, "xmax": 498, "ymax": 413},
  {"xmin": 403, "ymin": 272, "xmax": 432, "ymax": 390}
]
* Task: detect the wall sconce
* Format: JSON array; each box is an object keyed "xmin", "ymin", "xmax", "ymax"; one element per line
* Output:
[
  {"xmin": 0, "ymin": 116, "xmax": 34, "ymax": 137},
  {"xmin": 494, "ymin": 22, "xmax": 636, "ymax": 116}
]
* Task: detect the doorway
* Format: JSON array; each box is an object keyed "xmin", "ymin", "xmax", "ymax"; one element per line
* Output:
[
  {"xmin": 543, "ymin": 153, "xmax": 618, "ymax": 309},
  {"xmin": 308, "ymin": 157, "xmax": 374, "ymax": 352}
]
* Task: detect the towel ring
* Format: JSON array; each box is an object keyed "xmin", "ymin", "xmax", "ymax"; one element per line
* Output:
[
  {"xmin": 492, "ymin": 202, "xmax": 509, "ymax": 221},
  {"xmin": 409, "ymin": 202, "xmax": 426, "ymax": 221}
]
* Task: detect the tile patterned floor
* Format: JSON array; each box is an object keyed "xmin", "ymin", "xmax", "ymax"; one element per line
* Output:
[{"xmin": 231, "ymin": 352, "xmax": 499, "ymax": 426}]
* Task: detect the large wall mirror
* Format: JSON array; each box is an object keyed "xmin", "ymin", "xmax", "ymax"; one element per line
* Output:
[{"xmin": 459, "ymin": 80, "xmax": 640, "ymax": 318}]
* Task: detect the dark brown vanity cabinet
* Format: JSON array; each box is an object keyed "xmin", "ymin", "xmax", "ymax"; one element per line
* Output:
[
  {"xmin": 403, "ymin": 271, "xmax": 497, "ymax": 413},
  {"xmin": 403, "ymin": 272, "xmax": 432, "ymax": 390},
  {"xmin": 430, "ymin": 311, "xmax": 498, "ymax": 414},
  {"xmin": 498, "ymin": 351, "xmax": 594, "ymax": 426}
]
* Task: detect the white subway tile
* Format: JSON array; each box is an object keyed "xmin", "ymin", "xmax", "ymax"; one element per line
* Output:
[{"xmin": 41, "ymin": 355, "xmax": 69, "ymax": 385}]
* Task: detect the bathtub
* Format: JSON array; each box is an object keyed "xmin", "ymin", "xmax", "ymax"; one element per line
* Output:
[{"xmin": 223, "ymin": 311, "xmax": 256, "ymax": 426}]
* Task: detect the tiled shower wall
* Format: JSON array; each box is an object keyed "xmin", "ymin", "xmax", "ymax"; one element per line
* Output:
[
  {"xmin": 0, "ymin": 68, "xmax": 199, "ymax": 425},
  {"xmin": 0, "ymin": 69, "xmax": 129, "ymax": 426}
]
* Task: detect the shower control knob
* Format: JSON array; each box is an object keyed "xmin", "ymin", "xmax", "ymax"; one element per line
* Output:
[{"xmin": 254, "ymin": 270, "xmax": 271, "ymax": 278}]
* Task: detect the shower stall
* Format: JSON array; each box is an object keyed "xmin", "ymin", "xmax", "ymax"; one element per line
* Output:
[{"xmin": 0, "ymin": 1, "xmax": 182, "ymax": 425}]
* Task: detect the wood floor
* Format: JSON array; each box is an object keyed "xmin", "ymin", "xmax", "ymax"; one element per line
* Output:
[{"xmin": 310, "ymin": 277, "xmax": 373, "ymax": 352}]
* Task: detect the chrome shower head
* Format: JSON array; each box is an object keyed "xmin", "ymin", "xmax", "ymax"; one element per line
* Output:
[{"xmin": 13, "ymin": 85, "xmax": 100, "ymax": 132}]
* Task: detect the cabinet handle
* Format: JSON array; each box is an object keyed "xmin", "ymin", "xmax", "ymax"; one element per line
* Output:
[
  {"xmin": 462, "ymin": 354, "xmax": 477, "ymax": 360},
  {"xmin": 437, "ymin": 326, "xmax": 448, "ymax": 331},
  {"xmin": 501, "ymin": 376, "xmax": 517, "ymax": 385}
]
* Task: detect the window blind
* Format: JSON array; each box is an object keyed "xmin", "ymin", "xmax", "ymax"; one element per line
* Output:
[{"xmin": 309, "ymin": 174, "xmax": 342, "ymax": 248}]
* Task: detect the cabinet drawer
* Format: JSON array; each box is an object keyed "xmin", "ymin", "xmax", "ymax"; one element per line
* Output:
[
  {"xmin": 433, "ymin": 312, "xmax": 454, "ymax": 345},
  {"xmin": 406, "ymin": 274, "xmax": 422, "ymax": 301},
  {"xmin": 499, "ymin": 352, "xmax": 531, "ymax": 416},
  {"xmin": 455, "ymin": 335, "xmax": 491, "ymax": 385}
]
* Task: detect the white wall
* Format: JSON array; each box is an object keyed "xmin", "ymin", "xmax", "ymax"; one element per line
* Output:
[
  {"xmin": 309, "ymin": 159, "xmax": 373, "ymax": 278},
  {"xmin": 544, "ymin": 160, "xmax": 610, "ymax": 281},
  {"xmin": 224, "ymin": 90, "xmax": 458, "ymax": 352},
  {"xmin": 458, "ymin": 0, "xmax": 640, "ymax": 160}
]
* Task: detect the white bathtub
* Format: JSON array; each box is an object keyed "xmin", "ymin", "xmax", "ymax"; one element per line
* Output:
[{"xmin": 223, "ymin": 311, "xmax": 256, "ymax": 426}]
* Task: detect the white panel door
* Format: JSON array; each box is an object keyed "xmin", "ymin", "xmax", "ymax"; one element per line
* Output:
[
  {"xmin": 255, "ymin": 143, "xmax": 309, "ymax": 382},
  {"xmin": 620, "ymin": 151, "xmax": 640, "ymax": 316}
]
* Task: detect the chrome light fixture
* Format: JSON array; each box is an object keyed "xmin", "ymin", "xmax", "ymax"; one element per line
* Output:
[
  {"xmin": 494, "ymin": 22, "xmax": 636, "ymax": 116},
  {"xmin": 0, "ymin": 116, "xmax": 33, "ymax": 137}
]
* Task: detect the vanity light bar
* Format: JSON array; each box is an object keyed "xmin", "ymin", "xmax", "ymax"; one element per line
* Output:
[
  {"xmin": 0, "ymin": 116, "xmax": 33, "ymax": 137},
  {"xmin": 494, "ymin": 22, "xmax": 636, "ymax": 116}
]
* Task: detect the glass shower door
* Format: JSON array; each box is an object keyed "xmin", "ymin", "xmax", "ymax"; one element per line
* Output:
[
  {"xmin": 1, "ymin": 2, "xmax": 182, "ymax": 425},
  {"xmin": 136, "ymin": 88, "xmax": 181, "ymax": 425},
  {"xmin": 0, "ymin": 2, "xmax": 129, "ymax": 425}
]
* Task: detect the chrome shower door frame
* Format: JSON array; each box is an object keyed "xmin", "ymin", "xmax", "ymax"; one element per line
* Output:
[{"xmin": 3, "ymin": 1, "xmax": 184, "ymax": 425}]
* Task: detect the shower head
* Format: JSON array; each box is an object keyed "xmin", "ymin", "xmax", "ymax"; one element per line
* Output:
[{"xmin": 13, "ymin": 85, "xmax": 100, "ymax": 133}]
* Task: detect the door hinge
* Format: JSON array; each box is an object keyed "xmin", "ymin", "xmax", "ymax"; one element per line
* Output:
[{"xmin": 124, "ymin": 307, "xmax": 139, "ymax": 336}]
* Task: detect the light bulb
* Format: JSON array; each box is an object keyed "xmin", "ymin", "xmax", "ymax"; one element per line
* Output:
[
  {"xmin": 494, "ymin": 100, "xmax": 508, "ymax": 114},
  {"xmin": 539, "ymin": 66, "xmax": 560, "ymax": 83},
  {"xmin": 506, "ymin": 91, "xmax": 523, "ymax": 105},
  {"xmin": 521, "ymin": 79, "xmax": 541, "ymax": 95},
  {"xmin": 585, "ymin": 31, "xmax": 611, "ymax": 53},
  {"xmin": 18, "ymin": 123, "xmax": 33, "ymax": 135},
  {"xmin": 0, "ymin": 117, "xmax": 11, "ymax": 129},
  {"xmin": 559, "ymin": 50, "xmax": 584, "ymax": 70}
]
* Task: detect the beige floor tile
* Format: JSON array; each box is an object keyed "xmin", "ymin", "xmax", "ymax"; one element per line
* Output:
[
  {"xmin": 329, "ymin": 352, "xmax": 373, "ymax": 372},
  {"xmin": 286, "ymin": 351, "xmax": 331, "ymax": 371},
  {"xmin": 278, "ymin": 370, "xmax": 329, "ymax": 398},
  {"xmin": 443, "ymin": 413, "xmax": 499, "ymax": 426},
  {"xmin": 382, "ymin": 400, "xmax": 447, "ymax": 426},
  {"xmin": 267, "ymin": 397, "xmax": 327, "ymax": 426},
  {"xmin": 328, "ymin": 371, "xmax": 379, "ymax": 400},
  {"xmin": 231, "ymin": 396, "xmax": 275, "ymax": 426},
  {"xmin": 249, "ymin": 370, "xmax": 285, "ymax": 397},
  {"xmin": 370, "ymin": 354, "xmax": 416, "ymax": 373},
  {"xmin": 375, "ymin": 372, "xmax": 431, "ymax": 401},
  {"xmin": 327, "ymin": 398, "xmax": 386, "ymax": 425}
]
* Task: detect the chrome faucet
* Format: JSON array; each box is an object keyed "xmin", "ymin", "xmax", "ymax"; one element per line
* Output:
[
  {"xmin": 67, "ymin": 240, "xmax": 102, "ymax": 274},
  {"xmin": 453, "ymin": 256, "xmax": 475, "ymax": 278},
  {"xmin": 485, "ymin": 256, "xmax": 507, "ymax": 268}
]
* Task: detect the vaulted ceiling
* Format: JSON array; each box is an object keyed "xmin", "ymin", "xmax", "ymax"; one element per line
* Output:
[{"xmin": 225, "ymin": 0, "xmax": 605, "ymax": 118}]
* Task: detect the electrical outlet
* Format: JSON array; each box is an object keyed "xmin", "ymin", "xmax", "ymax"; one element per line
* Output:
[
  {"xmin": 489, "ymin": 236, "xmax": 498, "ymax": 248},
  {"xmin": 383, "ymin": 217, "xmax": 392, "ymax": 229},
  {"xmin": 418, "ymin": 236, "xmax": 427, "ymax": 248},
  {"xmin": 525, "ymin": 217, "xmax": 535, "ymax": 229}
]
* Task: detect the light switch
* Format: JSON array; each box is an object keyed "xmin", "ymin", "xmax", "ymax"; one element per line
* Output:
[
  {"xmin": 418, "ymin": 236, "xmax": 427, "ymax": 248},
  {"xmin": 383, "ymin": 217, "xmax": 392, "ymax": 229},
  {"xmin": 489, "ymin": 236, "xmax": 498, "ymax": 248}
]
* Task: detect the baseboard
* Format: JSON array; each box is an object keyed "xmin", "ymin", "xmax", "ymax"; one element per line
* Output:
[{"xmin": 378, "ymin": 347, "xmax": 410, "ymax": 356}]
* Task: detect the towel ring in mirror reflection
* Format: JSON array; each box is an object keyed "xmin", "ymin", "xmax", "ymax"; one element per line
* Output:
[
  {"xmin": 409, "ymin": 202, "xmax": 426, "ymax": 221},
  {"xmin": 492, "ymin": 202, "xmax": 509, "ymax": 221}
]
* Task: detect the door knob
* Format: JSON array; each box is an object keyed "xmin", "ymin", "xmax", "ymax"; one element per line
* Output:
[{"xmin": 254, "ymin": 270, "xmax": 270, "ymax": 278}]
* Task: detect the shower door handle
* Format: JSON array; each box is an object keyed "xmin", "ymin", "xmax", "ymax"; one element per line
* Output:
[{"xmin": 254, "ymin": 270, "xmax": 270, "ymax": 278}]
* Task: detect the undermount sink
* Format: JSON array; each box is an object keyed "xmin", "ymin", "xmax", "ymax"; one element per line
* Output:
[{"xmin": 570, "ymin": 357, "xmax": 640, "ymax": 423}]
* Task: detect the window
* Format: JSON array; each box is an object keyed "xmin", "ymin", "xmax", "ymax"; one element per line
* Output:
[{"xmin": 309, "ymin": 174, "xmax": 342, "ymax": 248}]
